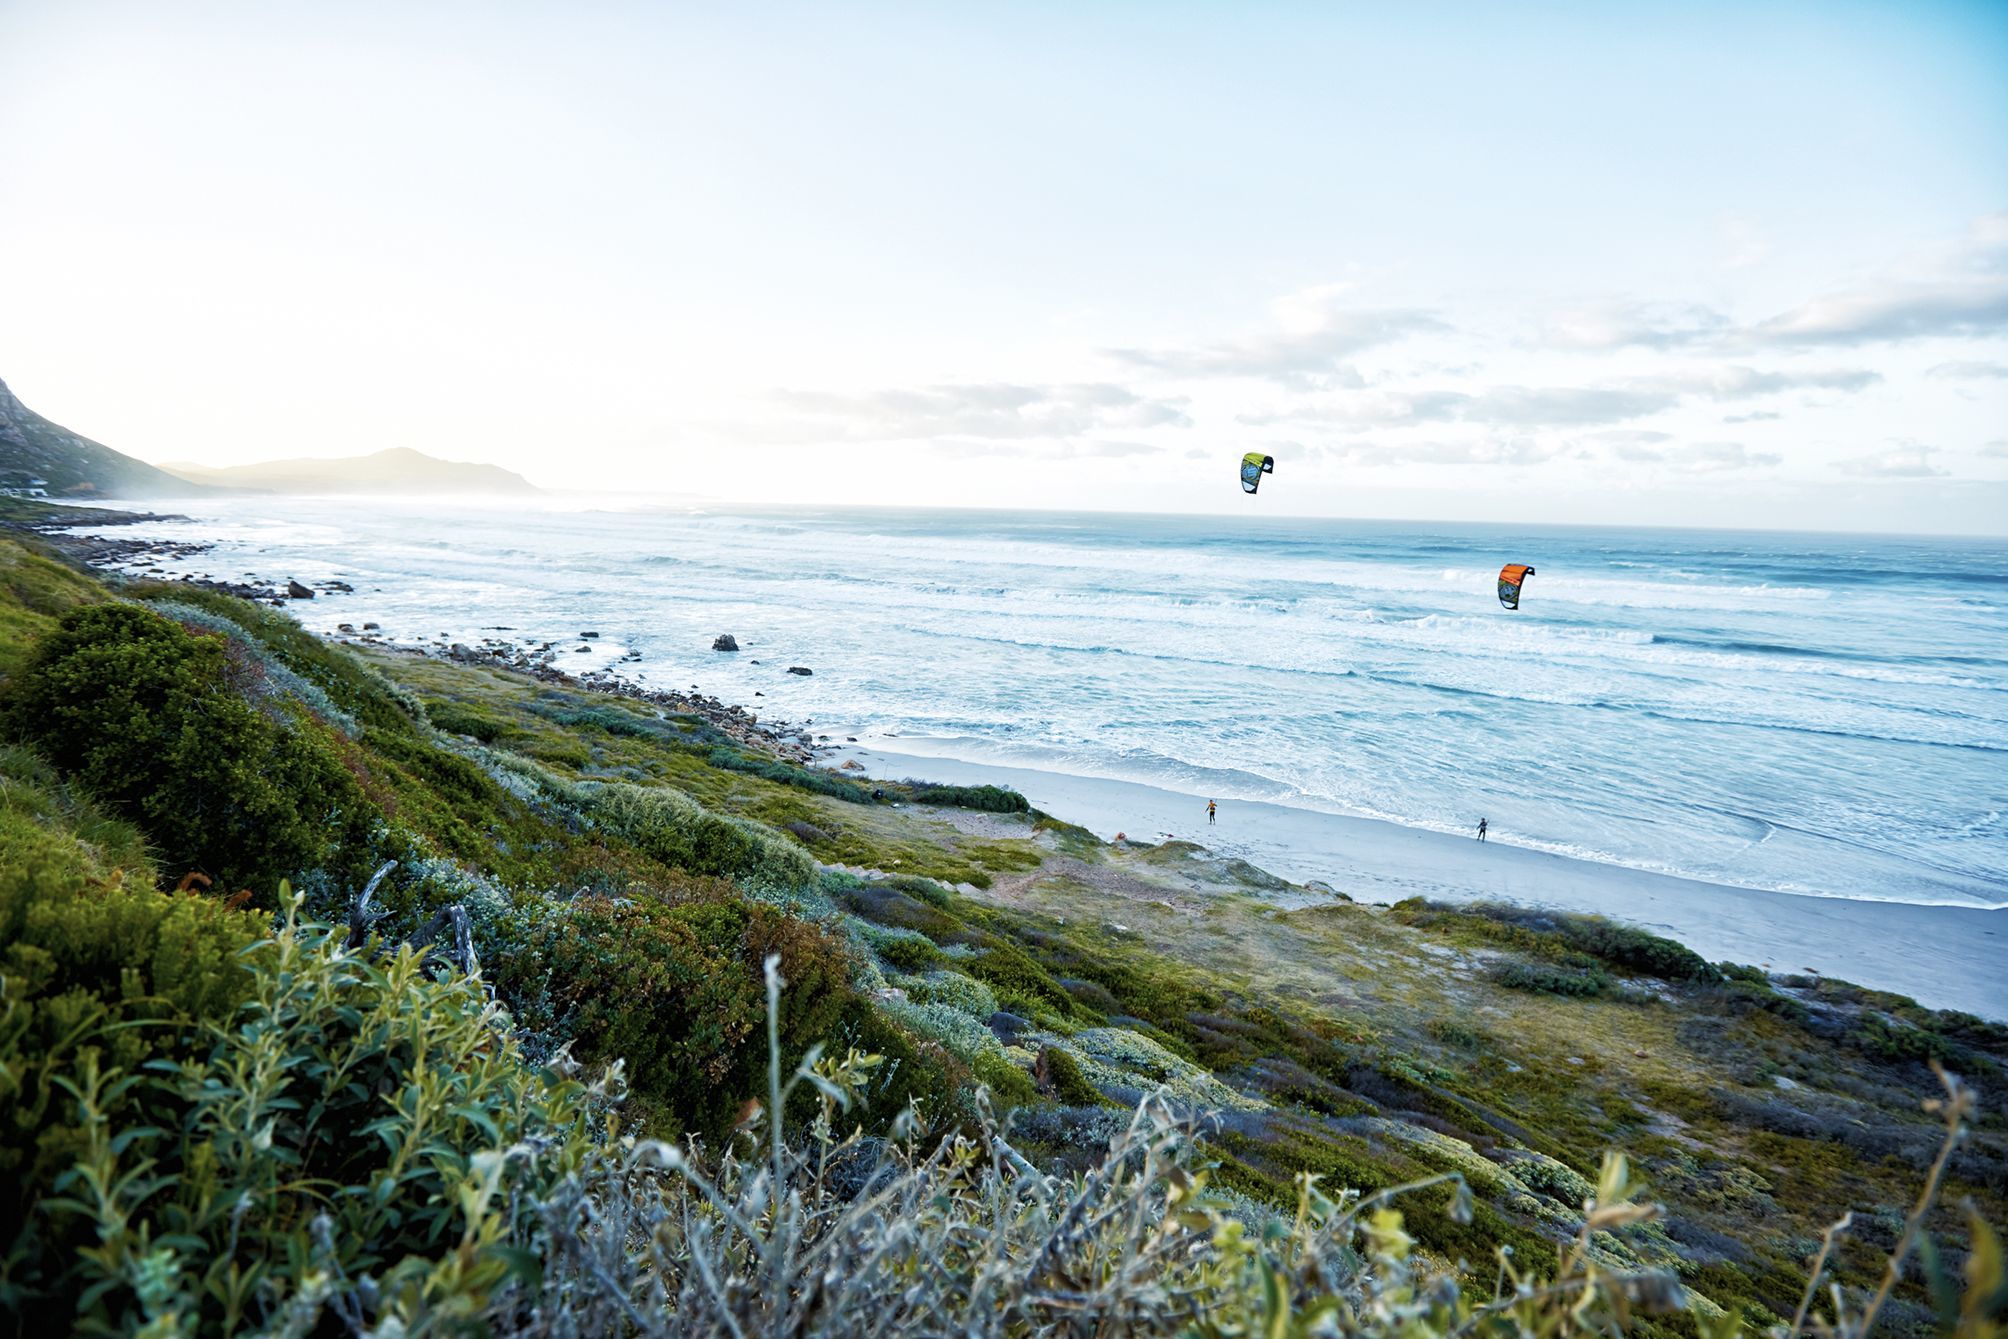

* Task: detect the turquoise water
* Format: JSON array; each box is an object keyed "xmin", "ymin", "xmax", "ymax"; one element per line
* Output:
[{"xmin": 75, "ymin": 499, "xmax": 2008, "ymax": 909}]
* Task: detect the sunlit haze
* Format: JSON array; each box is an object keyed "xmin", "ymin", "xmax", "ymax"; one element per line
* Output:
[{"xmin": 3, "ymin": 1, "xmax": 2005, "ymax": 530}]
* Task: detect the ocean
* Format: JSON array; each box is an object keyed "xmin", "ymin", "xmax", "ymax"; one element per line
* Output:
[{"xmin": 67, "ymin": 497, "xmax": 2008, "ymax": 912}]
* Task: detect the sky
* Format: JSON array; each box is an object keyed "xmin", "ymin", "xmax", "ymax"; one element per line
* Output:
[{"xmin": 2, "ymin": 0, "xmax": 2006, "ymax": 532}]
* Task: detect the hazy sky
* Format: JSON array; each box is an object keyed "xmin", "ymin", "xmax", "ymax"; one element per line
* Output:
[{"xmin": 3, "ymin": 1, "xmax": 2006, "ymax": 531}]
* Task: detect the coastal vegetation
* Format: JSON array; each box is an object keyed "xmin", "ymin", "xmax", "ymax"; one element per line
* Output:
[{"xmin": 0, "ymin": 529, "xmax": 2001, "ymax": 1335}]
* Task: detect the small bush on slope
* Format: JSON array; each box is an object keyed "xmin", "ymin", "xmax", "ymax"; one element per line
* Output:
[
  {"xmin": 0, "ymin": 756, "xmax": 259, "ymax": 1294},
  {"xmin": 1392, "ymin": 899, "xmax": 1716, "ymax": 983},
  {"xmin": 4, "ymin": 603, "xmax": 375, "ymax": 894},
  {"xmin": 576, "ymin": 778, "xmax": 819, "ymax": 892},
  {"xmin": 128, "ymin": 582, "xmax": 431, "ymax": 736},
  {"xmin": 2, "ymin": 891, "xmax": 593, "ymax": 1335},
  {"xmin": 487, "ymin": 891, "xmax": 854, "ymax": 1140}
]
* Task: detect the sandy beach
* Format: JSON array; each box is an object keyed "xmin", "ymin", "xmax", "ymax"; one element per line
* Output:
[{"xmin": 837, "ymin": 744, "xmax": 2008, "ymax": 1020}]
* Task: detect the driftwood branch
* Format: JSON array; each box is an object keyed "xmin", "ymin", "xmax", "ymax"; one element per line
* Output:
[
  {"xmin": 345, "ymin": 860, "xmax": 399, "ymax": 949},
  {"xmin": 340, "ymin": 858, "xmax": 478, "ymax": 977},
  {"xmin": 412, "ymin": 903, "xmax": 479, "ymax": 978}
]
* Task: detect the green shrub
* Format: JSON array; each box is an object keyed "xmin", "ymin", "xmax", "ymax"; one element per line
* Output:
[
  {"xmin": 4, "ymin": 897, "xmax": 591, "ymax": 1334},
  {"xmin": 555, "ymin": 705, "xmax": 663, "ymax": 738},
  {"xmin": 1848, "ymin": 1014, "xmax": 1961, "ymax": 1066},
  {"xmin": 878, "ymin": 873, "xmax": 956, "ymax": 908},
  {"xmin": 0, "ymin": 763, "xmax": 259, "ymax": 1272},
  {"xmin": 427, "ymin": 699, "xmax": 511, "ymax": 742},
  {"xmin": 1394, "ymin": 901, "xmax": 1714, "ymax": 985},
  {"xmin": 970, "ymin": 1049, "xmax": 1039, "ymax": 1106},
  {"xmin": 486, "ymin": 892, "xmax": 851, "ymax": 1140},
  {"xmin": 146, "ymin": 599, "xmax": 360, "ymax": 736},
  {"xmin": 1425, "ymin": 1018, "xmax": 1489, "ymax": 1049},
  {"xmin": 964, "ymin": 945, "xmax": 1084, "ymax": 1023},
  {"xmin": 585, "ymin": 781, "xmax": 817, "ymax": 891},
  {"xmin": 877, "ymin": 933, "xmax": 943, "ymax": 972},
  {"xmin": 1040, "ymin": 1045, "xmax": 1104, "ymax": 1105},
  {"xmin": 129, "ymin": 583, "xmax": 428, "ymax": 736},
  {"xmin": 1495, "ymin": 961, "xmax": 1613, "ymax": 998},
  {"xmin": 893, "ymin": 780, "xmax": 1029, "ymax": 813},
  {"xmin": 4, "ymin": 603, "xmax": 376, "ymax": 894},
  {"xmin": 1548, "ymin": 917, "xmax": 1716, "ymax": 983},
  {"xmin": 708, "ymin": 747, "xmax": 873, "ymax": 801}
]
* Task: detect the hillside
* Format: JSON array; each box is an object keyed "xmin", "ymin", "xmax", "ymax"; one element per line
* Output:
[
  {"xmin": 162, "ymin": 445, "xmax": 537, "ymax": 494},
  {"xmin": 0, "ymin": 376, "xmax": 210, "ymax": 498},
  {"xmin": 0, "ymin": 531, "xmax": 2000, "ymax": 1336}
]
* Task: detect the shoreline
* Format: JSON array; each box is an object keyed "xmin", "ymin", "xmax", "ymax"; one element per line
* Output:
[{"xmin": 834, "ymin": 743, "xmax": 2008, "ymax": 1020}]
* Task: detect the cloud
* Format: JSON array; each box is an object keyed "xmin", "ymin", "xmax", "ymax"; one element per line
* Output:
[
  {"xmin": 1594, "ymin": 437, "xmax": 1780, "ymax": 472},
  {"xmin": 1241, "ymin": 385, "xmax": 1676, "ymax": 429},
  {"xmin": 1753, "ymin": 279, "xmax": 2008, "ymax": 345},
  {"xmin": 933, "ymin": 436, "xmax": 1167, "ymax": 461},
  {"xmin": 1304, "ymin": 438, "xmax": 1558, "ymax": 467},
  {"xmin": 1593, "ymin": 429, "xmax": 1674, "ymax": 443},
  {"xmin": 1663, "ymin": 441, "xmax": 1782, "ymax": 473},
  {"xmin": 1241, "ymin": 365, "xmax": 1876, "ymax": 431},
  {"xmin": 1723, "ymin": 411, "xmax": 1781, "ymax": 423},
  {"xmin": 1834, "ymin": 443, "xmax": 1947, "ymax": 478},
  {"xmin": 748, "ymin": 381, "xmax": 1192, "ymax": 444},
  {"xmin": 1980, "ymin": 439, "xmax": 2008, "ymax": 458},
  {"xmin": 1749, "ymin": 211, "xmax": 2008, "ymax": 346},
  {"xmin": 1543, "ymin": 214, "xmax": 2008, "ymax": 352},
  {"xmin": 1642, "ymin": 366, "xmax": 1880, "ymax": 399},
  {"xmin": 1927, "ymin": 360, "xmax": 2008, "ymax": 381},
  {"xmin": 1544, "ymin": 300, "xmax": 1729, "ymax": 351},
  {"xmin": 1067, "ymin": 439, "xmax": 1166, "ymax": 458},
  {"xmin": 1109, "ymin": 285, "xmax": 1444, "ymax": 387}
]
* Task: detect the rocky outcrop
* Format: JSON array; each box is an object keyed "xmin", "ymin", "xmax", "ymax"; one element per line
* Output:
[
  {"xmin": 787, "ymin": 666, "xmax": 813, "ymax": 676},
  {"xmin": 713, "ymin": 634, "xmax": 739, "ymax": 652},
  {"xmin": 286, "ymin": 580, "xmax": 314, "ymax": 599}
]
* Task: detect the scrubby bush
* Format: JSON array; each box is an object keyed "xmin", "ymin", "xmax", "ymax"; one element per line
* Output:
[
  {"xmin": 1495, "ymin": 961, "xmax": 1613, "ymax": 998},
  {"xmin": 1, "ymin": 761, "xmax": 259, "ymax": 1274},
  {"xmin": 876, "ymin": 931, "xmax": 943, "ymax": 972},
  {"xmin": 1395, "ymin": 901, "xmax": 1713, "ymax": 985},
  {"xmin": 4, "ymin": 603, "xmax": 375, "ymax": 894},
  {"xmin": 878, "ymin": 872, "xmax": 957, "ymax": 908},
  {"xmin": 427, "ymin": 698, "xmax": 511, "ymax": 742},
  {"xmin": 0, "ymin": 782, "xmax": 588, "ymax": 1336},
  {"xmin": 584, "ymin": 781, "xmax": 818, "ymax": 891},
  {"xmin": 146, "ymin": 599, "xmax": 360, "ymax": 735},
  {"xmin": 1848, "ymin": 1013, "xmax": 1962, "ymax": 1066},
  {"xmin": 708, "ymin": 746, "xmax": 874, "ymax": 800},
  {"xmin": 486, "ymin": 891, "xmax": 851, "ymax": 1140},
  {"xmin": 902, "ymin": 968, "xmax": 998, "ymax": 1019},
  {"xmin": 894, "ymin": 779, "xmax": 1030, "ymax": 812},
  {"xmin": 1546, "ymin": 916, "xmax": 1716, "ymax": 983},
  {"xmin": 549, "ymin": 705, "xmax": 655, "ymax": 737},
  {"xmin": 1040, "ymin": 1045, "xmax": 1105, "ymax": 1106},
  {"xmin": 129, "ymin": 583, "xmax": 429, "ymax": 736}
]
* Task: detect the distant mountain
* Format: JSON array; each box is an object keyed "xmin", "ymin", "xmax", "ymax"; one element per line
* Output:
[
  {"xmin": 163, "ymin": 447, "xmax": 538, "ymax": 495},
  {"xmin": 0, "ymin": 377, "xmax": 212, "ymax": 498}
]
